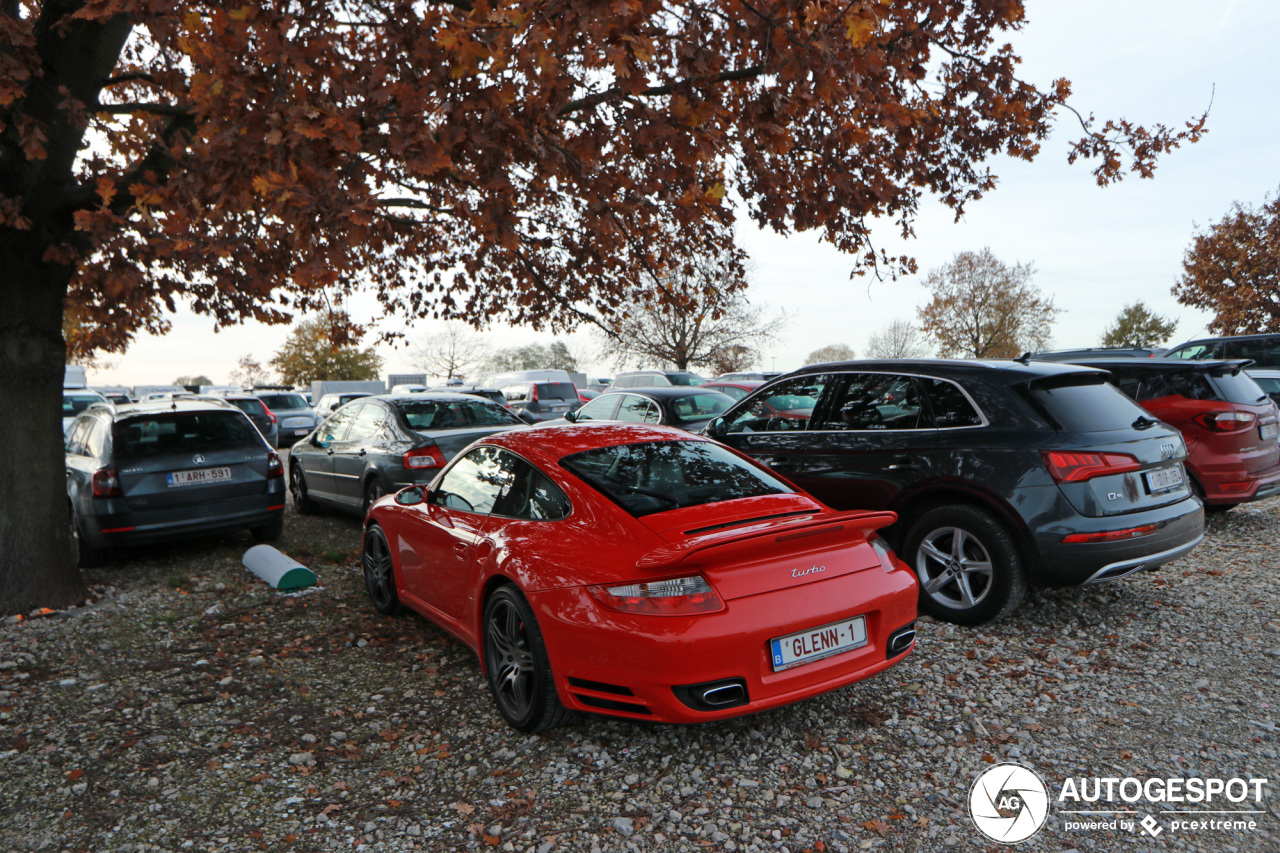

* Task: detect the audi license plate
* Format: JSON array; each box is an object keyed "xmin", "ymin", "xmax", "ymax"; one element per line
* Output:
[
  {"xmin": 770, "ymin": 615, "xmax": 867, "ymax": 671},
  {"xmin": 1144, "ymin": 466, "xmax": 1184, "ymax": 494},
  {"xmin": 167, "ymin": 467, "xmax": 233, "ymax": 487},
  {"xmin": 1261, "ymin": 422, "xmax": 1278, "ymax": 440}
]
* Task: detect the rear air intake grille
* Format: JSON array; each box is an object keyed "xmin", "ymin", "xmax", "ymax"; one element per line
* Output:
[
  {"xmin": 567, "ymin": 677, "xmax": 634, "ymax": 696},
  {"xmin": 684, "ymin": 510, "xmax": 818, "ymax": 536}
]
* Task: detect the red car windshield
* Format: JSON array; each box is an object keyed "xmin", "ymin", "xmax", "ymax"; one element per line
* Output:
[{"xmin": 559, "ymin": 440, "xmax": 792, "ymax": 516}]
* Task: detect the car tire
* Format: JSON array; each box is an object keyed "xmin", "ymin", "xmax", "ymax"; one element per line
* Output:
[
  {"xmin": 71, "ymin": 507, "xmax": 107, "ymax": 569},
  {"xmin": 482, "ymin": 585, "xmax": 573, "ymax": 732},
  {"xmin": 904, "ymin": 505, "xmax": 1026, "ymax": 626},
  {"xmin": 363, "ymin": 477, "xmax": 385, "ymax": 514},
  {"xmin": 251, "ymin": 517, "xmax": 284, "ymax": 543},
  {"xmin": 361, "ymin": 525, "xmax": 403, "ymax": 615},
  {"xmin": 291, "ymin": 464, "xmax": 317, "ymax": 515}
]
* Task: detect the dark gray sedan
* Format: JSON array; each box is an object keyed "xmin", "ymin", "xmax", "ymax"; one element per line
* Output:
[
  {"xmin": 288, "ymin": 393, "xmax": 526, "ymax": 515},
  {"xmin": 547, "ymin": 386, "xmax": 736, "ymax": 433}
]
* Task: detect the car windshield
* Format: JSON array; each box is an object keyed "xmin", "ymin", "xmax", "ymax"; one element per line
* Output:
[
  {"xmin": 536, "ymin": 382, "xmax": 579, "ymax": 401},
  {"xmin": 395, "ymin": 398, "xmax": 521, "ymax": 430},
  {"xmin": 559, "ymin": 440, "xmax": 793, "ymax": 517},
  {"xmin": 257, "ymin": 393, "xmax": 307, "ymax": 410},
  {"xmin": 114, "ymin": 411, "xmax": 263, "ymax": 459},
  {"xmin": 230, "ymin": 398, "xmax": 268, "ymax": 417}
]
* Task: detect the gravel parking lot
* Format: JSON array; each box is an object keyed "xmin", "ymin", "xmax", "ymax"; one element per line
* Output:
[{"xmin": 2, "ymin": 493, "xmax": 1277, "ymax": 853}]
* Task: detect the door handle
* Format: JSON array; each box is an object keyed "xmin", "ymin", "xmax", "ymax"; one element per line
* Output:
[
  {"xmin": 886, "ymin": 456, "xmax": 922, "ymax": 471},
  {"xmin": 760, "ymin": 456, "xmax": 795, "ymax": 472},
  {"xmin": 453, "ymin": 542, "xmax": 469, "ymax": 561}
]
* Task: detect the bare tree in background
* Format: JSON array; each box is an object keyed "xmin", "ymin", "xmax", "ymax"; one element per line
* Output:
[
  {"xmin": 228, "ymin": 355, "xmax": 273, "ymax": 388},
  {"xmin": 409, "ymin": 322, "xmax": 489, "ymax": 381},
  {"xmin": 866, "ymin": 319, "xmax": 931, "ymax": 358},
  {"xmin": 595, "ymin": 247, "xmax": 786, "ymax": 372},
  {"xmin": 917, "ymin": 249, "xmax": 1059, "ymax": 358},
  {"xmin": 804, "ymin": 343, "xmax": 856, "ymax": 365}
]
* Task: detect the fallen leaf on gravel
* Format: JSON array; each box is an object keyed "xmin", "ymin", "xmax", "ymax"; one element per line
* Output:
[
  {"xmin": 451, "ymin": 801, "xmax": 474, "ymax": 814},
  {"xmin": 861, "ymin": 819, "xmax": 890, "ymax": 835}
]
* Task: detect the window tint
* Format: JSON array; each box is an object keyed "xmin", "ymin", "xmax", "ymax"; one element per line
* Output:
[
  {"xmin": 536, "ymin": 382, "xmax": 578, "ymax": 401},
  {"xmin": 1253, "ymin": 375, "xmax": 1280, "ymax": 394},
  {"xmin": 1167, "ymin": 343, "xmax": 1217, "ymax": 360},
  {"xmin": 318, "ymin": 407, "xmax": 357, "ymax": 443},
  {"xmin": 64, "ymin": 418, "xmax": 90, "ymax": 456},
  {"xmin": 502, "ymin": 384, "xmax": 530, "ymax": 402},
  {"xmin": 432, "ymin": 446, "xmax": 510, "ymax": 514},
  {"xmin": 257, "ymin": 393, "xmax": 307, "ymax": 410},
  {"xmin": 230, "ymin": 398, "xmax": 268, "ymax": 417},
  {"xmin": 491, "ymin": 454, "xmax": 571, "ymax": 520},
  {"xmin": 708, "ymin": 385, "xmax": 751, "ymax": 401},
  {"xmin": 668, "ymin": 392, "xmax": 734, "ymax": 425},
  {"xmin": 722, "ymin": 375, "xmax": 828, "ymax": 434},
  {"xmin": 922, "ymin": 378, "xmax": 984, "ymax": 428},
  {"xmin": 394, "ymin": 398, "xmax": 520, "ymax": 430},
  {"xmin": 63, "ymin": 393, "xmax": 103, "ymax": 417},
  {"xmin": 1030, "ymin": 379, "xmax": 1149, "ymax": 432},
  {"xmin": 1106, "ymin": 367, "xmax": 1267, "ymax": 405},
  {"xmin": 667, "ymin": 373, "xmax": 706, "ymax": 386},
  {"xmin": 113, "ymin": 411, "xmax": 263, "ymax": 459},
  {"xmin": 560, "ymin": 440, "xmax": 793, "ymax": 517},
  {"xmin": 83, "ymin": 419, "xmax": 109, "ymax": 458},
  {"xmin": 1232, "ymin": 339, "xmax": 1280, "ymax": 368},
  {"xmin": 615, "ymin": 395, "xmax": 660, "ymax": 424},
  {"xmin": 1207, "ymin": 371, "xmax": 1271, "ymax": 405},
  {"xmin": 572, "ymin": 395, "xmax": 621, "ymax": 421},
  {"xmin": 346, "ymin": 403, "xmax": 387, "ymax": 440},
  {"xmin": 815, "ymin": 374, "xmax": 926, "ymax": 430}
]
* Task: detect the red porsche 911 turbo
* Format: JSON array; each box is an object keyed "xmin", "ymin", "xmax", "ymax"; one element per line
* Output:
[{"xmin": 360, "ymin": 424, "xmax": 919, "ymax": 731}]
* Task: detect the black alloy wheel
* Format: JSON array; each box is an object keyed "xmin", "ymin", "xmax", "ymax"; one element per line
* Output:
[
  {"xmin": 363, "ymin": 477, "xmax": 385, "ymax": 514},
  {"xmin": 482, "ymin": 586, "xmax": 573, "ymax": 732},
  {"xmin": 361, "ymin": 525, "xmax": 403, "ymax": 615},
  {"xmin": 290, "ymin": 464, "xmax": 317, "ymax": 514},
  {"xmin": 904, "ymin": 505, "xmax": 1026, "ymax": 626}
]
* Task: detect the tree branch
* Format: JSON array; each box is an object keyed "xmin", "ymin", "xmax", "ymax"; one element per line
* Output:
[
  {"xmin": 96, "ymin": 101, "xmax": 193, "ymax": 118},
  {"xmin": 557, "ymin": 66, "xmax": 764, "ymax": 118}
]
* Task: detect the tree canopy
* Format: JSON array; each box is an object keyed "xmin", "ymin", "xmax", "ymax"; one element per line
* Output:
[
  {"xmin": 270, "ymin": 315, "xmax": 383, "ymax": 385},
  {"xmin": 917, "ymin": 248, "xmax": 1059, "ymax": 358},
  {"xmin": 1173, "ymin": 188, "xmax": 1280, "ymax": 333},
  {"xmin": 804, "ymin": 343, "xmax": 856, "ymax": 365},
  {"xmin": 866, "ymin": 319, "xmax": 930, "ymax": 359},
  {"xmin": 0, "ymin": 0, "xmax": 1207, "ymax": 612},
  {"xmin": 1100, "ymin": 301, "xmax": 1178, "ymax": 348}
]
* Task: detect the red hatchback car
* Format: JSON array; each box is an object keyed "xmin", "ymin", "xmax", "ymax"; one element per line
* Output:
[
  {"xmin": 1071, "ymin": 359, "xmax": 1280, "ymax": 510},
  {"xmin": 361, "ymin": 424, "xmax": 919, "ymax": 731}
]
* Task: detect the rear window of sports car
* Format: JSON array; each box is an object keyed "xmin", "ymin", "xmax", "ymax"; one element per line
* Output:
[{"xmin": 559, "ymin": 440, "xmax": 793, "ymax": 517}]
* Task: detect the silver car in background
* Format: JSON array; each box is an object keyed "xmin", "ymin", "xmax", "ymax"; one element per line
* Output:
[{"xmin": 253, "ymin": 390, "xmax": 318, "ymax": 447}]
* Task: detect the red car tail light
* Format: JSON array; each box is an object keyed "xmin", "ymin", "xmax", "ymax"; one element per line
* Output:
[
  {"xmin": 263, "ymin": 403, "xmax": 277, "ymax": 424},
  {"xmin": 92, "ymin": 466, "xmax": 123, "ymax": 498},
  {"xmin": 1042, "ymin": 451, "xmax": 1142, "ymax": 483},
  {"xmin": 588, "ymin": 575, "xmax": 726, "ymax": 615},
  {"xmin": 1061, "ymin": 524, "xmax": 1158, "ymax": 544},
  {"xmin": 1192, "ymin": 410, "xmax": 1257, "ymax": 432},
  {"xmin": 529, "ymin": 384, "xmax": 539, "ymax": 401},
  {"xmin": 403, "ymin": 444, "xmax": 447, "ymax": 470},
  {"xmin": 267, "ymin": 450, "xmax": 284, "ymax": 479}
]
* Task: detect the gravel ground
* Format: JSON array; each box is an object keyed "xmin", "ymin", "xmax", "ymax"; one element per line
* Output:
[{"xmin": 2, "ymin": 492, "xmax": 1278, "ymax": 853}]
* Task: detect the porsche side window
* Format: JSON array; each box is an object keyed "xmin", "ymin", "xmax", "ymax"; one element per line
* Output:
[
  {"xmin": 721, "ymin": 376, "xmax": 827, "ymax": 434},
  {"xmin": 432, "ymin": 446, "xmax": 511, "ymax": 515},
  {"xmin": 491, "ymin": 454, "xmax": 571, "ymax": 521}
]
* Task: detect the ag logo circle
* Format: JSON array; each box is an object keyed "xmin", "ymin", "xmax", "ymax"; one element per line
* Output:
[{"xmin": 968, "ymin": 762, "xmax": 1049, "ymax": 844}]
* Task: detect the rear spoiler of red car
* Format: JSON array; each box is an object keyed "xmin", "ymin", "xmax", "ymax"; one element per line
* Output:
[{"xmin": 636, "ymin": 510, "xmax": 898, "ymax": 571}]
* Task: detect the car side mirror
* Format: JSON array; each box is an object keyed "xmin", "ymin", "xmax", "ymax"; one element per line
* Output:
[
  {"xmin": 516, "ymin": 410, "xmax": 537, "ymax": 424},
  {"xmin": 395, "ymin": 486, "xmax": 426, "ymax": 506},
  {"xmin": 564, "ymin": 410, "xmax": 578, "ymax": 423},
  {"xmin": 706, "ymin": 416, "xmax": 727, "ymax": 437}
]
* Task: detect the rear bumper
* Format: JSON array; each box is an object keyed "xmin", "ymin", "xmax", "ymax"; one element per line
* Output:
[
  {"xmin": 1031, "ymin": 496, "xmax": 1205, "ymax": 587},
  {"xmin": 83, "ymin": 489, "xmax": 285, "ymax": 548},
  {"xmin": 1195, "ymin": 460, "xmax": 1280, "ymax": 506},
  {"xmin": 527, "ymin": 565, "xmax": 918, "ymax": 724}
]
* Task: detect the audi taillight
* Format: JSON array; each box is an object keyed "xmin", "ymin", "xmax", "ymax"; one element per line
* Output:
[
  {"xmin": 1042, "ymin": 451, "xmax": 1141, "ymax": 483},
  {"xmin": 403, "ymin": 445, "xmax": 447, "ymax": 469},
  {"xmin": 1062, "ymin": 524, "xmax": 1158, "ymax": 544},
  {"xmin": 267, "ymin": 450, "xmax": 284, "ymax": 479},
  {"xmin": 92, "ymin": 467, "xmax": 123, "ymax": 498},
  {"xmin": 588, "ymin": 575, "xmax": 725, "ymax": 615},
  {"xmin": 1192, "ymin": 410, "xmax": 1257, "ymax": 432}
]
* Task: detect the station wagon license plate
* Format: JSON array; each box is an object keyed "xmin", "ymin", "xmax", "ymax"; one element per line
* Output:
[
  {"xmin": 1262, "ymin": 422, "xmax": 1278, "ymax": 441},
  {"xmin": 1144, "ymin": 466, "xmax": 1184, "ymax": 494},
  {"xmin": 770, "ymin": 615, "xmax": 867, "ymax": 671},
  {"xmin": 167, "ymin": 467, "xmax": 233, "ymax": 487}
]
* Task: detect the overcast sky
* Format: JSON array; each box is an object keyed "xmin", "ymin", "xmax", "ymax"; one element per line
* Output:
[{"xmin": 90, "ymin": 0, "xmax": 1280, "ymax": 387}]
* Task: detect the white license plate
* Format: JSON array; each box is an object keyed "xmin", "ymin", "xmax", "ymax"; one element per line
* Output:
[
  {"xmin": 167, "ymin": 467, "xmax": 233, "ymax": 487},
  {"xmin": 1144, "ymin": 466, "xmax": 1184, "ymax": 494},
  {"xmin": 294, "ymin": 428, "xmax": 310, "ymax": 435},
  {"xmin": 771, "ymin": 615, "xmax": 867, "ymax": 671},
  {"xmin": 1262, "ymin": 422, "xmax": 1278, "ymax": 440}
]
